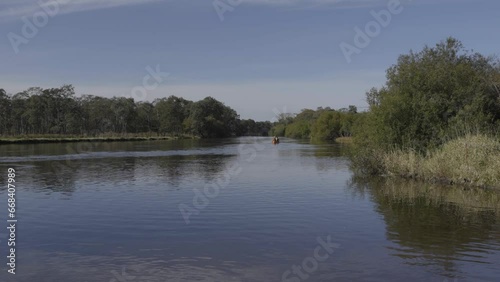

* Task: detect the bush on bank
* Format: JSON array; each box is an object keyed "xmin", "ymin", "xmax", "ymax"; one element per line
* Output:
[
  {"xmin": 353, "ymin": 37, "xmax": 500, "ymax": 151},
  {"xmin": 350, "ymin": 38, "xmax": 500, "ymax": 188}
]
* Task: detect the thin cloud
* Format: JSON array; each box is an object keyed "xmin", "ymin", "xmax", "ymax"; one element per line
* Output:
[
  {"xmin": 240, "ymin": 0, "xmax": 389, "ymax": 8},
  {"xmin": 237, "ymin": 0, "xmax": 448, "ymax": 10},
  {"xmin": 0, "ymin": 0, "xmax": 413, "ymax": 22},
  {"xmin": 0, "ymin": 0, "xmax": 161, "ymax": 22}
]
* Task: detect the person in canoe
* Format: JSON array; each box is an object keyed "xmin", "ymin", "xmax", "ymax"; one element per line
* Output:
[{"xmin": 272, "ymin": 136, "xmax": 280, "ymax": 144}]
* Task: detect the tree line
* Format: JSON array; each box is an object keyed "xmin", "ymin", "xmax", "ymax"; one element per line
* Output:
[
  {"xmin": 2, "ymin": 38, "xmax": 498, "ymax": 146},
  {"xmin": 0, "ymin": 87, "xmax": 271, "ymax": 138},
  {"xmin": 270, "ymin": 106, "xmax": 359, "ymax": 140},
  {"xmin": 269, "ymin": 38, "xmax": 500, "ymax": 147}
]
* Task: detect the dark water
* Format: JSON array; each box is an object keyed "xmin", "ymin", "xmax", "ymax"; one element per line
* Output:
[{"xmin": 0, "ymin": 137, "xmax": 499, "ymax": 282}]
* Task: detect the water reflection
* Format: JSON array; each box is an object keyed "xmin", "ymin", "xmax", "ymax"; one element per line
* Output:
[
  {"xmin": 349, "ymin": 177, "xmax": 500, "ymax": 279},
  {"xmin": 277, "ymin": 140, "xmax": 350, "ymax": 173},
  {"xmin": 0, "ymin": 140, "xmax": 237, "ymax": 195},
  {"xmin": 7, "ymin": 250, "xmax": 280, "ymax": 282},
  {"xmin": 2, "ymin": 138, "xmax": 500, "ymax": 281}
]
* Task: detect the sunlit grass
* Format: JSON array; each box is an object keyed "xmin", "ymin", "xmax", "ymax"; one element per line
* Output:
[
  {"xmin": 382, "ymin": 134, "xmax": 500, "ymax": 188},
  {"xmin": 335, "ymin": 137, "xmax": 353, "ymax": 144}
]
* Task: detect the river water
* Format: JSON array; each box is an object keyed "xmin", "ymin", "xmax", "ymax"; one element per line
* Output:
[{"xmin": 0, "ymin": 137, "xmax": 499, "ymax": 282}]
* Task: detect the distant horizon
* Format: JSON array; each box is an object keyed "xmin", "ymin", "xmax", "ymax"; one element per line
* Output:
[{"xmin": 2, "ymin": 0, "xmax": 499, "ymax": 121}]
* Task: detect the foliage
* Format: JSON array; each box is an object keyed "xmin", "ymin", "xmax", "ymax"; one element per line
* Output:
[
  {"xmin": 381, "ymin": 134, "xmax": 500, "ymax": 188},
  {"xmin": 269, "ymin": 123, "xmax": 286, "ymax": 137},
  {"xmin": 310, "ymin": 111, "xmax": 342, "ymax": 140},
  {"xmin": 285, "ymin": 119, "xmax": 311, "ymax": 139},
  {"xmin": 236, "ymin": 119, "xmax": 272, "ymax": 136},
  {"xmin": 155, "ymin": 96, "xmax": 192, "ymax": 136},
  {"xmin": 351, "ymin": 38, "xmax": 500, "ymax": 188},
  {"xmin": 0, "ymin": 86, "xmax": 259, "ymax": 138},
  {"xmin": 354, "ymin": 37, "xmax": 500, "ymax": 152},
  {"xmin": 270, "ymin": 106, "xmax": 359, "ymax": 141},
  {"xmin": 183, "ymin": 97, "xmax": 238, "ymax": 138}
]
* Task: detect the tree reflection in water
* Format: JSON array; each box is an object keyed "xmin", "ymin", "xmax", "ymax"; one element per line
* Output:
[{"xmin": 349, "ymin": 176, "xmax": 500, "ymax": 277}]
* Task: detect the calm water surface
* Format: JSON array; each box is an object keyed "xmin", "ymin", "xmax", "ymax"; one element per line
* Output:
[{"xmin": 0, "ymin": 137, "xmax": 499, "ymax": 282}]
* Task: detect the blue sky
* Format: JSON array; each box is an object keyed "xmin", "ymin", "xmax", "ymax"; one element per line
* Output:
[{"xmin": 1, "ymin": 0, "xmax": 499, "ymax": 120}]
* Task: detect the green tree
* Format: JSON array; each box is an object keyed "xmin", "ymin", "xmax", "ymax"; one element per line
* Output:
[
  {"xmin": 0, "ymin": 89, "xmax": 11, "ymax": 135},
  {"xmin": 282, "ymin": 109, "xmax": 317, "ymax": 139},
  {"xmin": 270, "ymin": 123, "xmax": 286, "ymax": 137},
  {"xmin": 155, "ymin": 96, "xmax": 192, "ymax": 136},
  {"xmin": 81, "ymin": 95, "xmax": 114, "ymax": 135},
  {"xmin": 285, "ymin": 119, "xmax": 311, "ymax": 139},
  {"xmin": 185, "ymin": 97, "xmax": 239, "ymax": 138},
  {"xmin": 311, "ymin": 111, "xmax": 342, "ymax": 140},
  {"xmin": 136, "ymin": 101, "xmax": 159, "ymax": 134},
  {"xmin": 356, "ymin": 37, "xmax": 500, "ymax": 151},
  {"xmin": 110, "ymin": 97, "xmax": 137, "ymax": 133}
]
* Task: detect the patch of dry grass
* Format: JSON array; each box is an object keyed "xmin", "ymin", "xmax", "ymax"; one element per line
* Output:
[
  {"xmin": 382, "ymin": 134, "xmax": 500, "ymax": 188},
  {"xmin": 335, "ymin": 137, "xmax": 353, "ymax": 144}
]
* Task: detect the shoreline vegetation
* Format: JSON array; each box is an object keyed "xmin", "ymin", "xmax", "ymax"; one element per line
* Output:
[
  {"xmin": 1, "ymin": 38, "xmax": 499, "ymax": 190},
  {"xmin": 267, "ymin": 37, "xmax": 500, "ymax": 190},
  {"xmin": 0, "ymin": 135, "xmax": 355, "ymax": 145},
  {"xmin": 348, "ymin": 38, "xmax": 500, "ymax": 190},
  {"xmin": 0, "ymin": 92, "xmax": 272, "ymax": 140},
  {"xmin": 352, "ymin": 134, "xmax": 500, "ymax": 189},
  {"xmin": 334, "ymin": 137, "xmax": 353, "ymax": 144},
  {"xmin": 0, "ymin": 134, "xmax": 197, "ymax": 144}
]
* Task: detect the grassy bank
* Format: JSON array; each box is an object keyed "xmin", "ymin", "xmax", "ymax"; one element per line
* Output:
[
  {"xmin": 353, "ymin": 135, "xmax": 500, "ymax": 189},
  {"xmin": 335, "ymin": 137, "xmax": 353, "ymax": 144},
  {"xmin": 0, "ymin": 134, "xmax": 197, "ymax": 144}
]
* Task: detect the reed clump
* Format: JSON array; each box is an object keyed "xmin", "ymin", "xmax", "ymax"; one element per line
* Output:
[{"xmin": 382, "ymin": 134, "xmax": 500, "ymax": 188}]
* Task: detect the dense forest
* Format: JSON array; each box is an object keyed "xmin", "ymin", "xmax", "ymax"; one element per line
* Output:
[
  {"xmin": 0, "ymin": 87, "xmax": 271, "ymax": 138},
  {"xmin": 0, "ymin": 84, "xmax": 358, "ymax": 141},
  {"xmin": 269, "ymin": 106, "xmax": 359, "ymax": 140}
]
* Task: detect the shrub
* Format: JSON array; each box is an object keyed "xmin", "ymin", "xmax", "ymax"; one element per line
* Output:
[{"xmin": 376, "ymin": 134, "xmax": 500, "ymax": 188}]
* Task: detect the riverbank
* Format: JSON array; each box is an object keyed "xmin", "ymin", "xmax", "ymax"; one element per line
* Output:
[
  {"xmin": 0, "ymin": 134, "xmax": 198, "ymax": 144},
  {"xmin": 352, "ymin": 134, "xmax": 500, "ymax": 189},
  {"xmin": 335, "ymin": 137, "xmax": 353, "ymax": 144}
]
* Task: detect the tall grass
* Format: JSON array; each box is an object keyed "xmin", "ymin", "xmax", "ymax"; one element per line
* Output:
[
  {"xmin": 382, "ymin": 134, "xmax": 500, "ymax": 188},
  {"xmin": 335, "ymin": 137, "xmax": 354, "ymax": 144}
]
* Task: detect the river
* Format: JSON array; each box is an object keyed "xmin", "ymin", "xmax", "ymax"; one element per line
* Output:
[{"xmin": 0, "ymin": 137, "xmax": 499, "ymax": 282}]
